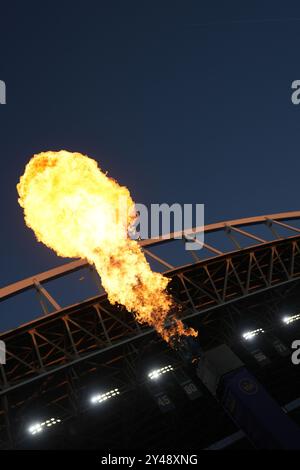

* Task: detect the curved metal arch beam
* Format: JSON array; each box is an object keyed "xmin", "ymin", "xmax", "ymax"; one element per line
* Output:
[
  {"xmin": 141, "ymin": 210, "xmax": 300, "ymax": 246},
  {"xmin": 1, "ymin": 211, "xmax": 300, "ymax": 301},
  {"xmin": 1, "ymin": 234, "xmax": 300, "ymax": 394},
  {"xmin": 2, "ymin": 242, "xmax": 300, "ymax": 395}
]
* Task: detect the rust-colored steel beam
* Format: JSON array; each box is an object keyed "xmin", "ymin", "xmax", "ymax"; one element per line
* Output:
[{"xmin": 1, "ymin": 211, "xmax": 300, "ymax": 302}]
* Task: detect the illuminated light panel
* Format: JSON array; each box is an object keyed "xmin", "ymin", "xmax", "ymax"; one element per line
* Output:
[
  {"xmin": 90, "ymin": 388, "xmax": 120, "ymax": 404},
  {"xmin": 242, "ymin": 328, "xmax": 264, "ymax": 341},
  {"xmin": 282, "ymin": 314, "xmax": 300, "ymax": 325},
  {"xmin": 148, "ymin": 365, "xmax": 173, "ymax": 380},
  {"xmin": 28, "ymin": 418, "xmax": 61, "ymax": 435}
]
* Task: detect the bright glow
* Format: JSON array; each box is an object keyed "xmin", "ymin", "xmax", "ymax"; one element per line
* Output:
[
  {"xmin": 282, "ymin": 314, "xmax": 300, "ymax": 325},
  {"xmin": 28, "ymin": 418, "xmax": 61, "ymax": 435},
  {"xmin": 242, "ymin": 328, "xmax": 264, "ymax": 341},
  {"xmin": 90, "ymin": 388, "xmax": 120, "ymax": 405},
  {"xmin": 17, "ymin": 151, "xmax": 197, "ymax": 343},
  {"xmin": 148, "ymin": 365, "xmax": 173, "ymax": 380}
]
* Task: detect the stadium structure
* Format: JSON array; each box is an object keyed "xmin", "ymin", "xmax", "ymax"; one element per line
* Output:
[{"xmin": 1, "ymin": 211, "xmax": 300, "ymax": 449}]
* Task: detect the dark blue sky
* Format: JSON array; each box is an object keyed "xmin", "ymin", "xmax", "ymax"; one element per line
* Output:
[{"xmin": 1, "ymin": 1, "xmax": 300, "ymax": 329}]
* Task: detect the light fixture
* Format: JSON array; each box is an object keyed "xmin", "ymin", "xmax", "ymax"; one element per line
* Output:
[
  {"xmin": 282, "ymin": 314, "xmax": 300, "ymax": 325},
  {"xmin": 28, "ymin": 417, "xmax": 61, "ymax": 435},
  {"xmin": 90, "ymin": 388, "xmax": 120, "ymax": 404},
  {"xmin": 242, "ymin": 328, "xmax": 264, "ymax": 341},
  {"xmin": 148, "ymin": 365, "xmax": 173, "ymax": 380}
]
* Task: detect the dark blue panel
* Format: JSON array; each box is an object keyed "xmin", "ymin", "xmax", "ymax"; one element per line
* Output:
[{"xmin": 220, "ymin": 367, "xmax": 300, "ymax": 449}]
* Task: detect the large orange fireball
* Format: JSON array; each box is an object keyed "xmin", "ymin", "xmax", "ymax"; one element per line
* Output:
[{"xmin": 17, "ymin": 150, "xmax": 197, "ymax": 342}]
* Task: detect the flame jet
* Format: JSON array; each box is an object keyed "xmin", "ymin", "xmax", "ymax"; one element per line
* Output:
[{"xmin": 17, "ymin": 150, "xmax": 197, "ymax": 343}]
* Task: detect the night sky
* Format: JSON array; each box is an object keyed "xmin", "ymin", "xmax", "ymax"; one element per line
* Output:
[{"xmin": 1, "ymin": 1, "xmax": 300, "ymax": 330}]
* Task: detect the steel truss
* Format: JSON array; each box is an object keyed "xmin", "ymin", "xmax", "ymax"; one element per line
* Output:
[{"xmin": 1, "ymin": 211, "xmax": 300, "ymax": 448}]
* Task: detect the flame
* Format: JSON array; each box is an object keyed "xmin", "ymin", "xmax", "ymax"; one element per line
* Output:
[{"xmin": 17, "ymin": 150, "xmax": 197, "ymax": 342}]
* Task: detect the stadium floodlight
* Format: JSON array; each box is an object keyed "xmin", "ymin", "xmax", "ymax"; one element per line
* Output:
[
  {"xmin": 282, "ymin": 313, "xmax": 300, "ymax": 325},
  {"xmin": 148, "ymin": 365, "xmax": 173, "ymax": 380},
  {"xmin": 28, "ymin": 417, "xmax": 61, "ymax": 435},
  {"xmin": 90, "ymin": 388, "xmax": 120, "ymax": 405},
  {"xmin": 242, "ymin": 328, "xmax": 264, "ymax": 341}
]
